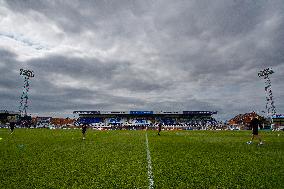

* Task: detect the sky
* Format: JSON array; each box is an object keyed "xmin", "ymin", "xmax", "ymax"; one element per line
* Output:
[{"xmin": 0, "ymin": 0, "xmax": 283, "ymax": 121}]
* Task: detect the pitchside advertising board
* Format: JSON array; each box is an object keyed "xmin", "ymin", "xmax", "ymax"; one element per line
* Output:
[
  {"xmin": 73, "ymin": 111, "xmax": 129, "ymax": 114},
  {"xmin": 272, "ymin": 114, "xmax": 284, "ymax": 125},
  {"xmin": 183, "ymin": 111, "xmax": 217, "ymax": 115},
  {"xmin": 130, "ymin": 111, "xmax": 153, "ymax": 115},
  {"xmin": 73, "ymin": 111, "xmax": 101, "ymax": 114},
  {"xmin": 37, "ymin": 117, "xmax": 52, "ymax": 123},
  {"xmin": 101, "ymin": 111, "xmax": 128, "ymax": 114},
  {"xmin": 157, "ymin": 111, "xmax": 180, "ymax": 114}
]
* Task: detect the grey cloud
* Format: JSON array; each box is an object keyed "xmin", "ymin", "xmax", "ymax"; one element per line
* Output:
[
  {"xmin": 0, "ymin": 50, "xmax": 22, "ymax": 111},
  {"xmin": 26, "ymin": 55, "xmax": 171, "ymax": 93},
  {"xmin": 0, "ymin": 50, "xmax": 164, "ymax": 113},
  {"xmin": 149, "ymin": 0, "xmax": 284, "ymax": 84},
  {"xmin": 30, "ymin": 85, "xmax": 146, "ymax": 113},
  {"xmin": 0, "ymin": 48, "xmax": 17, "ymax": 59},
  {"xmin": 4, "ymin": 0, "xmax": 153, "ymax": 36},
  {"xmin": 0, "ymin": 49, "xmax": 22, "ymax": 90},
  {"xmin": 0, "ymin": 49, "xmax": 159, "ymax": 103},
  {"xmin": 1, "ymin": 0, "xmax": 284, "ymax": 120},
  {"xmin": 145, "ymin": 99, "xmax": 217, "ymax": 112},
  {"xmin": 27, "ymin": 55, "xmax": 124, "ymax": 81}
]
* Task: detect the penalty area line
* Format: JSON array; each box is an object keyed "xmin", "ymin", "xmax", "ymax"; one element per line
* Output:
[{"xmin": 145, "ymin": 132, "xmax": 154, "ymax": 189}]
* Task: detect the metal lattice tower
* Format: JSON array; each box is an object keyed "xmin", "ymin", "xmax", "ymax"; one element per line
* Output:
[
  {"xmin": 258, "ymin": 68, "xmax": 276, "ymax": 117},
  {"xmin": 19, "ymin": 69, "xmax": 34, "ymax": 117}
]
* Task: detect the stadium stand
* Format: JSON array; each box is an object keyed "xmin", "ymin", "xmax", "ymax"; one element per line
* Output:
[
  {"xmin": 272, "ymin": 114, "xmax": 284, "ymax": 130},
  {"xmin": 73, "ymin": 110, "xmax": 218, "ymax": 130}
]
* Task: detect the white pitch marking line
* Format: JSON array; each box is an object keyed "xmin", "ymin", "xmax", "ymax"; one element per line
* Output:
[{"xmin": 145, "ymin": 132, "xmax": 154, "ymax": 189}]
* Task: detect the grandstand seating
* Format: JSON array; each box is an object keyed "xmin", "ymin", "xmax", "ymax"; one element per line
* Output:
[{"xmin": 73, "ymin": 111, "xmax": 218, "ymax": 130}]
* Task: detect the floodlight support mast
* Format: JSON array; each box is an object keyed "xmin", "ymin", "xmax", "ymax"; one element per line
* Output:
[
  {"xmin": 19, "ymin": 69, "xmax": 34, "ymax": 117},
  {"xmin": 258, "ymin": 68, "xmax": 276, "ymax": 120}
]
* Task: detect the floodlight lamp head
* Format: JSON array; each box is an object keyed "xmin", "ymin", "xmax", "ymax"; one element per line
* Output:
[
  {"xmin": 20, "ymin": 68, "xmax": 34, "ymax": 78},
  {"xmin": 258, "ymin": 68, "xmax": 274, "ymax": 78}
]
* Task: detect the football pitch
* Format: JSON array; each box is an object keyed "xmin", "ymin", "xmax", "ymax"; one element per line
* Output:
[{"xmin": 0, "ymin": 129, "xmax": 283, "ymax": 188}]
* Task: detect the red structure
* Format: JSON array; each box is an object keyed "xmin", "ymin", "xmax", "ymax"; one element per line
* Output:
[{"xmin": 228, "ymin": 112, "xmax": 268, "ymax": 129}]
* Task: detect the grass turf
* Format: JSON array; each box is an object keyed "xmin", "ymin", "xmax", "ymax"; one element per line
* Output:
[{"xmin": 0, "ymin": 129, "xmax": 283, "ymax": 188}]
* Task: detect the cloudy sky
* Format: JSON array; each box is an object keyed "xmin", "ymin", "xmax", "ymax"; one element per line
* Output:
[{"xmin": 0, "ymin": 0, "xmax": 283, "ymax": 121}]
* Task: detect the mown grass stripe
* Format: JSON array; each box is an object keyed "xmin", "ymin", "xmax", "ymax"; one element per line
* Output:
[{"xmin": 145, "ymin": 132, "xmax": 154, "ymax": 189}]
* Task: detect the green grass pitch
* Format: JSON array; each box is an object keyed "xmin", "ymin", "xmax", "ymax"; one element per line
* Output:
[{"xmin": 0, "ymin": 129, "xmax": 283, "ymax": 188}]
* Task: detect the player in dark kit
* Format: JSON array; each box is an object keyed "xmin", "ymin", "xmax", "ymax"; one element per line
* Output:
[
  {"xmin": 158, "ymin": 123, "xmax": 162, "ymax": 136},
  {"xmin": 81, "ymin": 124, "xmax": 87, "ymax": 140},
  {"xmin": 7, "ymin": 116, "xmax": 16, "ymax": 134},
  {"xmin": 9, "ymin": 122, "xmax": 15, "ymax": 134},
  {"xmin": 247, "ymin": 117, "xmax": 263, "ymax": 145}
]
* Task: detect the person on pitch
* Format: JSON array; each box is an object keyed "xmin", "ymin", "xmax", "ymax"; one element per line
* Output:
[
  {"xmin": 9, "ymin": 122, "xmax": 15, "ymax": 134},
  {"xmin": 247, "ymin": 117, "xmax": 263, "ymax": 145},
  {"xmin": 7, "ymin": 116, "xmax": 15, "ymax": 134},
  {"xmin": 158, "ymin": 123, "xmax": 162, "ymax": 136},
  {"xmin": 81, "ymin": 123, "xmax": 88, "ymax": 140}
]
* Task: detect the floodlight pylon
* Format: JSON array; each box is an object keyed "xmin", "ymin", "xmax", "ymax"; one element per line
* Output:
[
  {"xmin": 19, "ymin": 69, "xmax": 34, "ymax": 117},
  {"xmin": 258, "ymin": 68, "xmax": 276, "ymax": 118}
]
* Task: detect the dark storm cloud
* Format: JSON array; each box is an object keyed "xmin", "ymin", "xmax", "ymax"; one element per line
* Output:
[
  {"xmin": 144, "ymin": 98, "xmax": 216, "ymax": 112},
  {"xmin": 0, "ymin": 52, "xmax": 164, "ymax": 113},
  {"xmin": 27, "ymin": 55, "xmax": 124, "ymax": 81},
  {"xmin": 0, "ymin": 54, "xmax": 148, "ymax": 114},
  {"xmin": 0, "ymin": 49, "xmax": 23, "ymax": 111},
  {"xmin": 30, "ymin": 86, "xmax": 145, "ymax": 113},
  {"xmin": 152, "ymin": 1, "xmax": 264, "ymax": 39},
  {"xmin": 157, "ymin": 2, "xmax": 283, "ymax": 78},
  {"xmin": 26, "ymin": 55, "xmax": 168, "ymax": 92},
  {"xmin": 148, "ymin": 0, "xmax": 284, "ymax": 84},
  {"xmin": 1, "ymin": 0, "xmax": 284, "ymax": 120},
  {"xmin": 0, "ymin": 47, "xmax": 166, "ymax": 114},
  {"xmin": 0, "ymin": 49, "xmax": 21, "ymax": 90}
]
